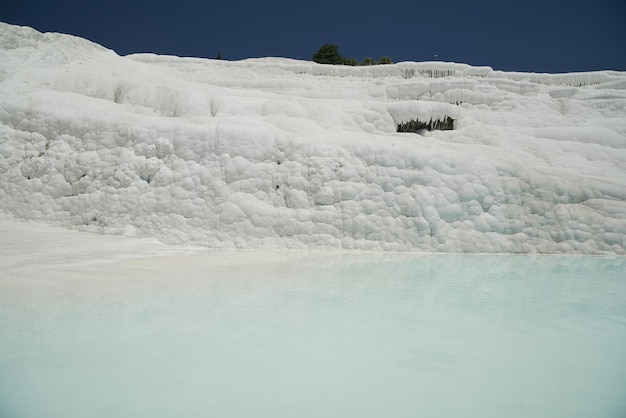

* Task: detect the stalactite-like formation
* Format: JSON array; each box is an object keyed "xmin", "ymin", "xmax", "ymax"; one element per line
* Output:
[{"xmin": 397, "ymin": 116, "xmax": 454, "ymax": 132}]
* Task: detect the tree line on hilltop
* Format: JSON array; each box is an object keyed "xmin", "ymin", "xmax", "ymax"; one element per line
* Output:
[{"xmin": 312, "ymin": 44, "xmax": 392, "ymax": 66}]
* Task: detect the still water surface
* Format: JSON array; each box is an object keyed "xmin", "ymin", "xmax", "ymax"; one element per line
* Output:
[{"xmin": 1, "ymin": 252, "xmax": 625, "ymax": 418}]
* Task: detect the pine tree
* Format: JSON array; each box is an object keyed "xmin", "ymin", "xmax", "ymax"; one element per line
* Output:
[{"xmin": 312, "ymin": 44, "xmax": 344, "ymax": 65}]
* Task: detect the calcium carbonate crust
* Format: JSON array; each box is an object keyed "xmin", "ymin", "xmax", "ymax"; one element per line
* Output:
[{"xmin": 1, "ymin": 22, "xmax": 625, "ymax": 254}]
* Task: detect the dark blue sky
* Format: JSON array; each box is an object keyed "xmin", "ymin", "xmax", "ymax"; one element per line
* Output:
[{"xmin": 2, "ymin": 0, "xmax": 625, "ymax": 73}]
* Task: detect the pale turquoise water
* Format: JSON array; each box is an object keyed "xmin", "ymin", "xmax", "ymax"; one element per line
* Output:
[{"xmin": 1, "ymin": 253, "xmax": 625, "ymax": 418}]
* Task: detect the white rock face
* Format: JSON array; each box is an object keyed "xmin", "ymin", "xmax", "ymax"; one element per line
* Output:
[{"xmin": 1, "ymin": 23, "xmax": 625, "ymax": 253}]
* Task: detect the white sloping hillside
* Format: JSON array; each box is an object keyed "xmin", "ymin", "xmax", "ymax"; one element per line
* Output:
[{"xmin": 1, "ymin": 22, "xmax": 625, "ymax": 253}]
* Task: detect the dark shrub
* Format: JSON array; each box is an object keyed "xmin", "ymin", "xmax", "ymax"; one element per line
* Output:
[{"xmin": 313, "ymin": 44, "xmax": 344, "ymax": 65}]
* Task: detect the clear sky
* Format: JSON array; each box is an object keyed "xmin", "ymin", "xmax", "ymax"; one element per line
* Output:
[{"xmin": 2, "ymin": 0, "xmax": 625, "ymax": 73}]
